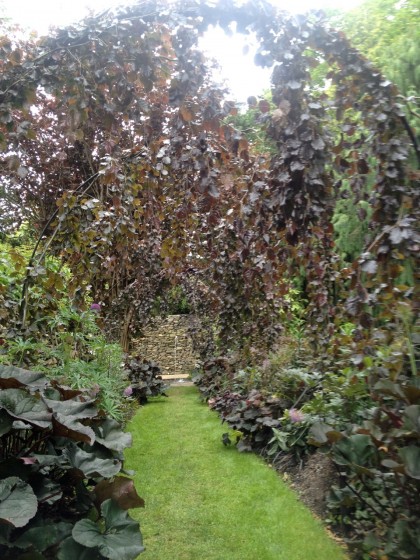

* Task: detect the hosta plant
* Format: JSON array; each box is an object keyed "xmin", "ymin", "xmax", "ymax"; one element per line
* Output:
[{"xmin": 0, "ymin": 365, "xmax": 144, "ymax": 560}]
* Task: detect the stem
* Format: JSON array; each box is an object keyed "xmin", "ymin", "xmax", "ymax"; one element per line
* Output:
[
  {"xmin": 335, "ymin": 464, "xmax": 386, "ymax": 522},
  {"xmin": 399, "ymin": 115, "xmax": 420, "ymax": 169},
  {"xmin": 403, "ymin": 316, "xmax": 417, "ymax": 377},
  {"xmin": 20, "ymin": 172, "xmax": 100, "ymax": 328}
]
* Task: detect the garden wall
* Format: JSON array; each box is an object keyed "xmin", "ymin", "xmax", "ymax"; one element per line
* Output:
[{"xmin": 132, "ymin": 315, "xmax": 199, "ymax": 375}]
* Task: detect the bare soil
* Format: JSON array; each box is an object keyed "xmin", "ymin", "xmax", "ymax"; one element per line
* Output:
[{"xmin": 287, "ymin": 451, "xmax": 337, "ymax": 518}]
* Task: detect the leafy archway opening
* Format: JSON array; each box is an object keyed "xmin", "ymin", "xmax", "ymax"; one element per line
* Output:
[{"xmin": 1, "ymin": 0, "xmax": 416, "ymax": 354}]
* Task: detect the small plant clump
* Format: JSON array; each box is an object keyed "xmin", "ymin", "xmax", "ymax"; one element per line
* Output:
[
  {"xmin": 124, "ymin": 356, "xmax": 168, "ymax": 404},
  {"xmin": 0, "ymin": 365, "xmax": 144, "ymax": 559}
]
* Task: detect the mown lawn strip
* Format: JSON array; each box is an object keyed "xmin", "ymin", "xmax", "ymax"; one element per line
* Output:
[{"xmin": 125, "ymin": 385, "xmax": 348, "ymax": 560}]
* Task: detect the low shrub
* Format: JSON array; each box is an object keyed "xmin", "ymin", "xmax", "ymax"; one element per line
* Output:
[
  {"xmin": 223, "ymin": 390, "xmax": 285, "ymax": 452},
  {"xmin": 0, "ymin": 364, "xmax": 144, "ymax": 560},
  {"xmin": 125, "ymin": 357, "xmax": 167, "ymax": 404},
  {"xmin": 266, "ymin": 413, "xmax": 311, "ymax": 470},
  {"xmin": 192, "ymin": 355, "xmax": 233, "ymax": 400},
  {"xmin": 0, "ymin": 303, "xmax": 134, "ymax": 423},
  {"xmin": 308, "ymin": 358, "xmax": 420, "ymax": 558},
  {"xmin": 208, "ymin": 390, "xmax": 244, "ymax": 419}
]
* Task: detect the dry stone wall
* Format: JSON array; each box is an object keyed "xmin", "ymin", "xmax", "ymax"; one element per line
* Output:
[{"xmin": 132, "ymin": 314, "xmax": 199, "ymax": 375}]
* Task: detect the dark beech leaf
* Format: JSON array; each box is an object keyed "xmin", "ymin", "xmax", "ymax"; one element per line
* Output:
[{"xmin": 0, "ymin": 477, "xmax": 37, "ymax": 528}]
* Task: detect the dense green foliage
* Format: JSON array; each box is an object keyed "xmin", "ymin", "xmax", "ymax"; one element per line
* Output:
[
  {"xmin": 340, "ymin": 0, "xmax": 419, "ymax": 99},
  {"xmin": 0, "ymin": 238, "xmax": 133, "ymax": 422},
  {"xmin": 0, "ymin": 365, "xmax": 144, "ymax": 559}
]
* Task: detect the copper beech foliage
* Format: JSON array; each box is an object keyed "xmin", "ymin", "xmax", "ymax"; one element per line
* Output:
[
  {"xmin": 0, "ymin": 0, "xmax": 418, "ymax": 359},
  {"xmin": 0, "ymin": 2, "xmax": 419, "ymax": 556}
]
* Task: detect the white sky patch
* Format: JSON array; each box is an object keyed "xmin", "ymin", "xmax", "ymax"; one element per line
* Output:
[{"xmin": 1, "ymin": 0, "xmax": 364, "ymax": 102}]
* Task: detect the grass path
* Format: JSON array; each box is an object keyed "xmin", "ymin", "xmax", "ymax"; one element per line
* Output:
[{"xmin": 125, "ymin": 386, "xmax": 348, "ymax": 560}]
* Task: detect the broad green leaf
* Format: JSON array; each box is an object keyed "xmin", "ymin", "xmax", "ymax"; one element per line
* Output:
[
  {"xmin": 16, "ymin": 551, "xmax": 44, "ymax": 559},
  {"xmin": 58, "ymin": 536, "xmax": 101, "ymax": 560},
  {"xmin": 94, "ymin": 419, "xmax": 132, "ymax": 452},
  {"xmin": 403, "ymin": 385, "xmax": 420, "ymax": 405},
  {"xmin": 0, "ymin": 477, "xmax": 37, "ymax": 528},
  {"xmin": 0, "ymin": 522, "xmax": 12, "ymax": 544},
  {"xmin": 0, "ymin": 365, "xmax": 47, "ymax": 390},
  {"xmin": 373, "ymin": 380, "xmax": 406, "ymax": 400},
  {"xmin": 72, "ymin": 499, "xmax": 144, "ymax": 560},
  {"xmin": 52, "ymin": 412, "xmax": 96, "ymax": 445},
  {"xmin": 44, "ymin": 396, "xmax": 98, "ymax": 444},
  {"xmin": 403, "ymin": 405, "xmax": 420, "ymax": 432},
  {"xmin": 0, "ymin": 409, "xmax": 13, "ymax": 436},
  {"xmin": 333, "ymin": 434, "xmax": 376, "ymax": 467},
  {"xmin": 31, "ymin": 476, "xmax": 62, "ymax": 505},
  {"xmin": 307, "ymin": 421, "xmax": 342, "ymax": 446},
  {"xmin": 43, "ymin": 397, "xmax": 98, "ymax": 419},
  {"xmin": 399, "ymin": 446, "xmax": 420, "ymax": 479},
  {"xmin": 64, "ymin": 443, "xmax": 121, "ymax": 478},
  {"xmin": 0, "ymin": 389, "xmax": 51, "ymax": 428},
  {"xmin": 14, "ymin": 521, "xmax": 72, "ymax": 552},
  {"xmin": 0, "ymin": 458, "xmax": 30, "ymax": 481}
]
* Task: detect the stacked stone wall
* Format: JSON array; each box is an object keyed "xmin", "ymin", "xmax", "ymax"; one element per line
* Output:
[{"xmin": 132, "ymin": 315, "xmax": 199, "ymax": 375}]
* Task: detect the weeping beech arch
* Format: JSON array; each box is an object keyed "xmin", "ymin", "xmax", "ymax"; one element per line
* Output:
[{"xmin": 1, "ymin": 0, "xmax": 417, "ymax": 358}]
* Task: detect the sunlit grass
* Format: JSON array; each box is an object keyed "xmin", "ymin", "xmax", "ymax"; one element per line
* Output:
[{"xmin": 125, "ymin": 385, "xmax": 348, "ymax": 560}]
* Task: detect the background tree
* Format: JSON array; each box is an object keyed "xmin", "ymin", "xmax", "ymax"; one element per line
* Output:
[{"xmin": 338, "ymin": 0, "xmax": 419, "ymax": 127}]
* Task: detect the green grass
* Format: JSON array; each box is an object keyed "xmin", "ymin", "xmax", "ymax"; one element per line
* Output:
[{"xmin": 125, "ymin": 386, "xmax": 348, "ymax": 560}]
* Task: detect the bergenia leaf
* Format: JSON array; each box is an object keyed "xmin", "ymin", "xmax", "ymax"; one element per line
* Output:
[{"xmin": 0, "ymin": 477, "xmax": 37, "ymax": 528}]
